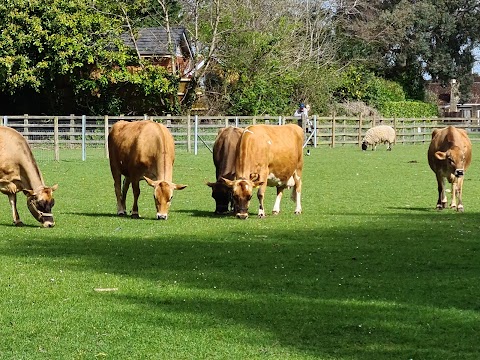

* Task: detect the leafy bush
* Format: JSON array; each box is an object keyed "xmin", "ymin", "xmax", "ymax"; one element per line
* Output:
[
  {"xmin": 378, "ymin": 101, "xmax": 438, "ymax": 118},
  {"xmin": 334, "ymin": 66, "xmax": 406, "ymax": 106},
  {"xmin": 73, "ymin": 64, "xmax": 180, "ymax": 115}
]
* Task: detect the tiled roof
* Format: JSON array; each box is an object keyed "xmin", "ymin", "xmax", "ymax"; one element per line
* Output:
[
  {"xmin": 121, "ymin": 27, "xmax": 191, "ymax": 57},
  {"xmin": 427, "ymin": 75, "xmax": 480, "ymax": 105}
]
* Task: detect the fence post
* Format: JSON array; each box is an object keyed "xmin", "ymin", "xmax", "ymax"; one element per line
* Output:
[
  {"xmin": 194, "ymin": 115, "xmax": 198, "ymax": 155},
  {"xmin": 313, "ymin": 115, "xmax": 317, "ymax": 147},
  {"xmin": 54, "ymin": 116, "xmax": 59, "ymax": 161},
  {"xmin": 187, "ymin": 114, "xmax": 191, "ymax": 153},
  {"xmin": 235, "ymin": 117, "xmax": 239, "ymax": 127},
  {"xmin": 358, "ymin": 114, "xmax": 363, "ymax": 147},
  {"xmin": 394, "ymin": 117, "xmax": 397, "ymax": 145},
  {"xmin": 70, "ymin": 114, "xmax": 75, "ymax": 148},
  {"xmin": 331, "ymin": 112, "xmax": 336, "ymax": 148},
  {"xmin": 82, "ymin": 115, "xmax": 86, "ymax": 161},
  {"xmin": 23, "ymin": 114, "xmax": 29, "ymax": 140},
  {"xmin": 104, "ymin": 115, "xmax": 109, "ymax": 158},
  {"xmin": 278, "ymin": 116, "xmax": 282, "ymax": 125},
  {"xmin": 2, "ymin": 115, "xmax": 6, "ymax": 126}
]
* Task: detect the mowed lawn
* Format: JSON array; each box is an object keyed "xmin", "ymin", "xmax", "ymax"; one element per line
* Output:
[{"xmin": 1, "ymin": 143, "xmax": 479, "ymax": 359}]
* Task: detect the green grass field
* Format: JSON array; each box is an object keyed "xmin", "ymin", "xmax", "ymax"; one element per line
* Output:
[{"xmin": 1, "ymin": 144, "xmax": 479, "ymax": 359}]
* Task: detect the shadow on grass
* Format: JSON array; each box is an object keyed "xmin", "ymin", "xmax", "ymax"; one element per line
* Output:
[{"xmin": 2, "ymin": 211, "xmax": 480, "ymax": 358}]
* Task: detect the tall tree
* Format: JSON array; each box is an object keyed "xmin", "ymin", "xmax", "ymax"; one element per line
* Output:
[{"xmin": 335, "ymin": 0, "xmax": 480, "ymax": 101}]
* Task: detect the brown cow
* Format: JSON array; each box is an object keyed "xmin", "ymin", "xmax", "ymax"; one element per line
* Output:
[
  {"xmin": 222, "ymin": 124, "xmax": 303, "ymax": 219},
  {"xmin": 206, "ymin": 127, "xmax": 244, "ymax": 214},
  {"xmin": 108, "ymin": 120, "xmax": 187, "ymax": 220},
  {"xmin": 0, "ymin": 126, "xmax": 58, "ymax": 227},
  {"xmin": 427, "ymin": 126, "xmax": 472, "ymax": 212}
]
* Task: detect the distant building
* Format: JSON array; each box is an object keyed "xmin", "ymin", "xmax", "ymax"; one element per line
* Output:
[{"xmin": 427, "ymin": 76, "xmax": 480, "ymax": 118}]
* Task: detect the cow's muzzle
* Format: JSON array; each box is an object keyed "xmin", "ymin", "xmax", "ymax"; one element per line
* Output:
[
  {"xmin": 42, "ymin": 217, "xmax": 55, "ymax": 228},
  {"xmin": 236, "ymin": 212, "xmax": 249, "ymax": 220},
  {"xmin": 455, "ymin": 169, "xmax": 464, "ymax": 177},
  {"xmin": 156, "ymin": 213, "xmax": 168, "ymax": 220}
]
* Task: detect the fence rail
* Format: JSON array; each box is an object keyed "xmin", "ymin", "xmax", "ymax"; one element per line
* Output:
[{"xmin": 2, "ymin": 114, "xmax": 480, "ymax": 161}]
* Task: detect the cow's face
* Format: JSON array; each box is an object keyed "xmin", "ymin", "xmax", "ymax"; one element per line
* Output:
[
  {"xmin": 206, "ymin": 180, "xmax": 232, "ymax": 215},
  {"xmin": 222, "ymin": 176, "xmax": 263, "ymax": 219},
  {"xmin": 24, "ymin": 184, "xmax": 58, "ymax": 227},
  {"xmin": 144, "ymin": 177, "xmax": 187, "ymax": 220},
  {"xmin": 435, "ymin": 146, "xmax": 466, "ymax": 177}
]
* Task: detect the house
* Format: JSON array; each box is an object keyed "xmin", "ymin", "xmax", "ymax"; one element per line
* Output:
[
  {"xmin": 427, "ymin": 76, "xmax": 480, "ymax": 118},
  {"xmin": 121, "ymin": 27, "xmax": 197, "ymax": 104}
]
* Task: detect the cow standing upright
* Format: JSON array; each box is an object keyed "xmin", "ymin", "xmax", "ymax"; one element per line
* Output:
[
  {"xmin": 206, "ymin": 127, "xmax": 243, "ymax": 214},
  {"xmin": 427, "ymin": 126, "xmax": 472, "ymax": 212},
  {"xmin": 0, "ymin": 126, "xmax": 58, "ymax": 227},
  {"xmin": 108, "ymin": 120, "xmax": 187, "ymax": 220},
  {"xmin": 222, "ymin": 124, "xmax": 304, "ymax": 219}
]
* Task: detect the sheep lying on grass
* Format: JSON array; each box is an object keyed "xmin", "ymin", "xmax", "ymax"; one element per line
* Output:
[{"xmin": 361, "ymin": 125, "xmax": 396, "ymax": 151}]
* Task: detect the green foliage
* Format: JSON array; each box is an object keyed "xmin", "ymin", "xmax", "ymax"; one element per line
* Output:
[
  {"xmin": 226, "ymin": 68, "xmax": 297, "ymax": 116},
  {"xmin": 335, "ymin": 0, "xmax": 480, "ymax": 101},
  {"xmin": 378, "ymin": 100, "xmax": 438, "ymax": 118},
  {"xmin": 0, "ymin": 0, "xmax": 126, "ymax": 93},
  {"xmin": 0, "ymin": 0, "xmax": 182, "ymax": 114},
  {"xmin": 335, "ymin": 66, "xmax": 405, "ymax": 105},
  {"xmin": 74, "ymin": 64, "xmax": 180, "ymax": 115}
]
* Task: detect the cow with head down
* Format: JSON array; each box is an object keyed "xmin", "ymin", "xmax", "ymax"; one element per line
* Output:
[
  {"xmin": 0, "ymin": 126, "xmax": 58, "ymax": 227},
  {"xmin": 427, "ymin": 125, "xmax": 472, "ymax": 212},
  {"xmin": 222, "ymin": 124, "xmax": 304, "ymax": 219},
  {"xmin": 206, "ymin": 127, "xmax": 243, "ymax": 214},
  {"xmin": 108, "ymin": 120, "xmax": 187, "ymax": 220}
]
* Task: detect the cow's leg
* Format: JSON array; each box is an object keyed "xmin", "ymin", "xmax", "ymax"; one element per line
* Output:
[
  {"xmin": 436, "ymin": 174, "xmax": 447, "ymax": 209},
  {"xmin": 8, "ymin": 193, "xmax": 23, "ymax": 226},
  {"xmin": 131, "ymin": 180, "xmax": 140, "ymax": 219},
  {"xmin": 257, "ymin": 184, "xmax": 267, "ymax": 218},
  {"xmin": 454, "ymin": 177, "xmax": 465, "ymax": 212},
  {"xmin": 272, "ymin": 186, "xmax": 286, "ymax": 215},
  {"xmin": 450, "ymin": 180, "xmax": 458, "ymax": 210},
  {"xmin": 292, "ymin": 172, "xmax": 302, "ymax": 215},
  {"xmin": 115, "ymin": 176, "xmax": 130, "ymax": 216},
  {"xmin": 112, "ymin": 170, "xmax": 126, "ymax": 216}
]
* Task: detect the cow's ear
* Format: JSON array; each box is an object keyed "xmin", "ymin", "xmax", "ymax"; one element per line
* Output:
[
  {"xmin": 174, "ymin": 184, "xmax": 187, "ymax": 190},
  {"xmin": 51, "ymin": 184, "xmax": 59, "ymax": 191},
  {"xmin": 220, "ymin": 177, "xmax": 234, "ymax": 188},
  {"xmin": 206, "ymin": 181, "xmax": 215, "ymax": 188},
  {"xmin": 250, "ymin": 173, "xmax": 260, "ymax": 182},
  {"xmin": 144, "ymin": 176, "xmax": 156, "ymax": 187},
  {"xmin": 435, "ymin": 151, "xmax": 447, "ymax": 160},
  {"xmin": 23, "ymin": 189, "xmax": 35, "ymax": 196}
]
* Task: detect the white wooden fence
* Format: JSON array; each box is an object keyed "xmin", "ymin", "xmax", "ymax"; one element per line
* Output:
[{"xmin": 2, "ymin": 114, "xmax": 480, "ymax": 161}]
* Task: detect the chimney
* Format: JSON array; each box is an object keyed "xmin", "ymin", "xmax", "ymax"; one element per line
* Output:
[{"xmin": 450, "ymin": 79, "xmax": 459, "ymax": 113}]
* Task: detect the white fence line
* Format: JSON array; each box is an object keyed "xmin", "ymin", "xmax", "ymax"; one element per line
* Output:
[{"xmin": 1, "ymin": 114, "xmax": 479, "ymax": 160}]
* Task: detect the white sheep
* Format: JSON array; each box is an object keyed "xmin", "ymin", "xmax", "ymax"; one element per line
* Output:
[{"xmin": 361, "ymin": 125, "xmax": 396, "ymax": 151}]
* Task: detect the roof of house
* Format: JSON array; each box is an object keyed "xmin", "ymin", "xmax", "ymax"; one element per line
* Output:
[
  {"xmin": 427, "ymin": 75, "xmax": 480, "ymax": 106},
  {"xmin": 121, "ymin": 27, "xmax": 193, "ymax": 58}
]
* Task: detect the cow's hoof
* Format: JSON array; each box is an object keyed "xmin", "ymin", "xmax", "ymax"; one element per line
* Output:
[
  {"xmin": 457, "ymin": 206, "xmax": 464, "ymax": 213},
  {"xmin": 14, "ymin": 221, "xmax": 24, "ymax": 227},
  {"xmin": 131, "ymin": 213, "xmax": 140, "ymax": 219},
  {"xmin": 117, "ymin": 212, "xmax": 126, "ymax": 217},
  {"xmin": 272, "ymin": 211, "xmax": 279, "ymax": 215},
  {"xmin": 294, "ymin": 211, "xmax": 302, "ymax": 215}
]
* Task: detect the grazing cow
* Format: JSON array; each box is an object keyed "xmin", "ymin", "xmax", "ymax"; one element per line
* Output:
[
  {"xmin": 0, "ymin": 126, "xmax": 58, "ymax": 227},
  {"xmin": 108, "ymin": 120, "xmax": 187, "ymax": 220},
  {"xmin": 222, "ymin": 124, "xmax": 303, "ymax": 219},
  {"xmin": 427, "ymin": 126, "xmax": 472, "ymax": 212},
  {"xmin": 206, "ymin": 127, "xmax": 244, "ymax": 214}
]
